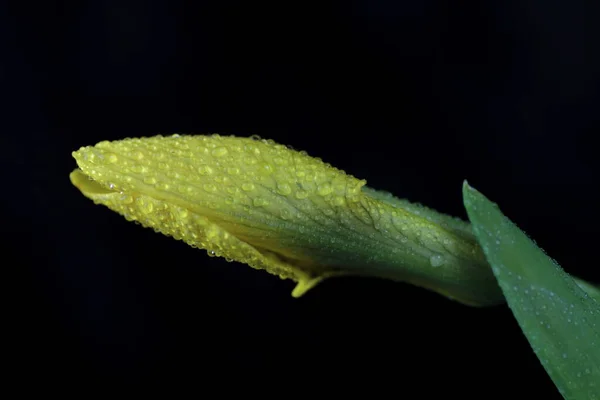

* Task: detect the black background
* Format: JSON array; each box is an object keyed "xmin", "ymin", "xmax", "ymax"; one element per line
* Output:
[{"xmin": 3, "ymin": 1, "xmax": 600, "ymax": 397}]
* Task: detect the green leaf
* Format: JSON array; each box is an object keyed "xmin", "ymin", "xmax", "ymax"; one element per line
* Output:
[{"xmin": 462, "ymin": 181, "xmax": 600, "ymax": 399}]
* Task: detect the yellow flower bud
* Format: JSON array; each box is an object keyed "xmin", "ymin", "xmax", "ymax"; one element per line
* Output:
[{"xmin": 70, "ymin": 134, "xmax": 503, "ymax": 305}]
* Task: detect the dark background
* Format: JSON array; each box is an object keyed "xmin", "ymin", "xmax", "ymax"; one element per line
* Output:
[{"xmin": 3, "ymin": 0, "xmax": 600, "ymax": 397}]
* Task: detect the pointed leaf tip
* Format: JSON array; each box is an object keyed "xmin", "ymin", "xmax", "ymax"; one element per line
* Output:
[{"xmin": 463, "ymin": 183, "xmax": 600, "ymax": 399}]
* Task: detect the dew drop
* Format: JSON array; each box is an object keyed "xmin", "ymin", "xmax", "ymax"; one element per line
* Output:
[
  {"xmin": 277, "ymin": 183, "xmax": 292, "ymax": 196},
  {"xmin": 242, "ymin": 183, "xmax": 255, "ymax": 192},
  {"xmin": 429, "ymin": 254, "xmax": 444, "ymax": 267},
  {"xmin": 317, "ymin": 183, "xmax": 333, "ymax": 196},
  {"xmin": 280, "ymin": 209, "xmax": 291, "ymax": 220},
  {"xmin": 107, "ymin": 153, "xmax": 118, "ymax": 164},
  {"xmin": 203, "ymin": 183, "xmax": 217, "ymax": 193},
  {"xmin": 227, "ymin": 167, "xmax": 240, "ymax": 175},
  {"xmin": 295, "ymin": 190, "xmax": 309, "ymax": 199},
  {"xmin": 332, "ymin": 196, "xmax": 345, "ymax": 206},
  {"xmin": 143, "ymin": 176, "xmax": 157, "ymax": 185},
  {"xmin": 198, "ymin": 165, "xmax": 214, "ymax": 175},
  {"xmin": 253, "ymin": 197, "xmax": 269, "ymax": 207},
  {"xmin": 137, "ymin": 198, "xmax": 153, "ymax": 214},
  {"xmin": 261, "ymin": 163, "xmax": 274, "ymax": 174},
  {"xmin": 212, "ymin": 147, "xmax": 228, "ymax": 157},
  {"xmin": 120, "ymin": 194, "xmax": 134, "ymax": 204}
]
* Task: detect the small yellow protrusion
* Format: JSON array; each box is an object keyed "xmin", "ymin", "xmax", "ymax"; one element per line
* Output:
[{"xmin": 291, "ymin": 275, "xmax": 327, "ymax": 298}]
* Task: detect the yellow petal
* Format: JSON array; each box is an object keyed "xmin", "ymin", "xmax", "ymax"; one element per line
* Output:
[{"xmin": 70, "ymin": 134, "xmax": 503, "ymax": 305}]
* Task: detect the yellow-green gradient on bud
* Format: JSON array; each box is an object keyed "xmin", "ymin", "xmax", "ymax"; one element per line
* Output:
[{"xmin": 70, "ymin": 134, "xmax": 503, "ymax": 305}]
